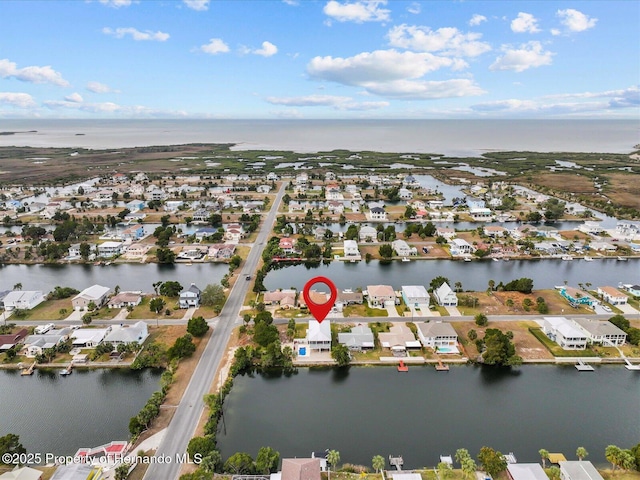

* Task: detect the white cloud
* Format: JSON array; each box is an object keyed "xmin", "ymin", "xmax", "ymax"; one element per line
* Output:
[
  {"xmin": 490, "ymin": 41, "xmax": 553, "ymax": 72},
  {"xmin": 387, "ymin": 25, "xmax": 491, "ymax": 57},
  {"xmin": 98, "ymin": 0, "xmax": 133, "ymax": 7},
  {"xmin": 511, "ymin": 12, "xmax": 541, "ymax": 33},
  {"xmin": 308, "ymin": 50, "xmax": 466, "ymax": 86},
  {"xmin": 64, "ymin": 93, "xmax": 84, "ymax": 103},
  {"xmin": 183, "ymin": 0, "xmax": 209, "ymax": 10},
  {"xmin": 102, "ymin": 27, "xmax": 170, "ymax": 42},
  {"xmin": 0, "ymin": 59, "xmax": 70, "ymax": 87},
  {"xmin": 468, "ymin": 14, "xmax": 487, "ymax": 26},
  {"xmin": 407, "ymin": 2, "xmax": 421, "ymax": 15},
  {"xmin": 551, "ymin": 29, "xmax": 561, "ymax": 36},
  {"xmin": 323, "ymin": 1, "xmax": 390, "ymax": 23},
  {"xmin": 253, "ymin": 41, "xmax": 278, "ymax": 57},
  {"xmin": 557, "ymin": 9, "xmax": 597, "ymax": 32},
  {"xmin": 43, "ymin": 98, "xmax": 188, "ymax": 117},
  {"xmin": 266, "ymin": 94, "xmax": 388, "ymax": 111},
  {"xmin": 543, "ymin": 85, "xmax": 640, "ymax": 109},
  {"xmin": 87, "ymin": 81, "xmax": 119, "ymax": 93},
  {"xmin": 282, "ymin": 0, "xmax": 299, "ymax": 5},
  {"xmin": 0, "ymin": 92, "xmax": 36, "ymax": 108},
  {"xmin": 363, "ymin": 79, "xmax": 485, "ymax": 99},
  {"xmin": 200, "ymin": 38, "xmax": 230, "ymax": 55}
]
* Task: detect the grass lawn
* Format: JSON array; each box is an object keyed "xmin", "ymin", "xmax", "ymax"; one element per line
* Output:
[
  {"xmin": 194, "ymin": 304, "xmax": 221, "ymax": 319},
  {"xmin": 128, "ymin": 296, "xmax": 184, "ymax": 320},
  {"xmin": 12, "ymin": 298, "xmax": 72, "ymax": 320},
  {"xmin": 601, "ymin": 471, "xmax": 640, "ymax": 480},
  {"xmin": 343, "ymin": 304, "xmax": 388, "ymax": 317}
]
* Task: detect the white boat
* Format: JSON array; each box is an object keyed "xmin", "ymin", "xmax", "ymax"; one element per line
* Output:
[
  {"xmin": 617, "ymin": 256, "xmax": 628, "ymax": 261},
  {"xmin": 584, "ymin": 256, "xmax": 593, "ymax": 262},
  {"xmin": 561, "ymin": 255, "xmax": 573, "ymax": 261},
  {"xmin": 492, "ymin": 257, "xmax": 499, "ymax": 262},
  {"xmin": 464, "ymin": 257, "xmax": 472, "ymax": 262},
  {"xmin": 401, "ymin": 257, "xmax": 410, "ymax": 262}
]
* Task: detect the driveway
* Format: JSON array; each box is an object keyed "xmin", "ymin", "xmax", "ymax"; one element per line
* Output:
[
  {"xmin": 445, "ymin": 306, "xmax": 462, "ymax": 316},
  {"xmin": 616, "ymin": 303, "xmax": 640, "ymax": 315},
  {"xmin": 64, "ymin": 309, "xmax": 84, "ymax": 321}
]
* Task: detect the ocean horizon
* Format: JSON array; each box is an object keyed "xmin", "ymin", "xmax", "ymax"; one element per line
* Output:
[{"xmin": 0, "ymin": 118, "xmax": 638, "ymax": 157}]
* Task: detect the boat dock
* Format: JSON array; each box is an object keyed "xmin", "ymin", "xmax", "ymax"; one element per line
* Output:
[
  {"xmin": 435, "ymin": 358, "xmax": 449, "ymax": 371},
  {"xmin": 397, "ymin": 360, "xmax": 409, "ymax": 372},
  {"xmin": 60, "ymin": 362, "xmax": 74, "ymax": 376},
  {"xmin": 20, "ymin": 362, "xmax": 36, "ymax": 376},
  {"xmin": 575, "ymin": 360, "xmax": 594, "ymax": 371},
  {"xmin": 389, "ymin": 455, "xmax": 403, "ymax": 471}
]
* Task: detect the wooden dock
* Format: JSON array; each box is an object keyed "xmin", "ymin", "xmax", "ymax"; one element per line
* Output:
[
  {"xmin": 435, "ymin": 358, "xmax": 449, "ymax": 371},
  {"xmin": 21, "ymin": 362, "xmax": 36, "ymax": 376},
  {"xmin": 575, "ymin": 360, "xmax": 594, "ymax": 371},
  {"xmin": 60, "ymin": 362, "xmax": 73, "ymax": 376},
  {"xmin": 397, "ymin": 360, "xmax": 409, "ymax": 372},
  {"xmin": 389, "ymin": 455, "xmax": 403, "ymax": 471}
]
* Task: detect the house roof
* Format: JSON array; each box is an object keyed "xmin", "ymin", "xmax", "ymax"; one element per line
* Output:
[
  {"xmin": 0, "ymin": 329, "xmax": 28, "ymax": 347},
  {"xmin": 71, "ymin": 328, "xmax": 110, "ymax": 345},
  {"xmin": 0, "ymin": 466, "xmax": 44, "ymax": 480},
  {"xmin": 507, "ymin": 464, "xmax": 549, "ymax": 480},
  {"xmin": 74, "ymin": 285, "xmax": 110, "ymax": 301},
  {"xmin": 2, "ymin": 291, "xmax": 43, "ymax": 304},
  {"xmin": 401, "ymin": 285, "xmax": 429, "ymax": 299},
  {"xmin": 379, "ymin": 324, "xmax": 419, "ymax": 348},
  {"xmin": 104, "ymin": 321, "xmax": 148, "ymax": 344},
  {"xmin": 338, "ymin": 325, "xmax": 374, "ymax": 347},
  {"xmin": 544, "ymin": 317, "xmax": 587, "ymax": 339},
  {"xmin": 281, "ymin": 458, "xmax": 321, "ymax": 480},
  {"xmin": 416, "ymin": 321, "xmax": 457, "ymax": 338},
  {"xmin": 337, "ymin": 291, "xmax": 363, "ymax": 303},
  {"xmin": 307, "ymin": 320, "xmax": 331, "ymax": 342},
  {"xmin": 435, "ymin": 282, "xmax": 455, "ymax": 299},
  {"xmin": 108, "ymin": 292, "xmax": 142, "ymax": 305},
  {"xmin": 598, "ymin": 286, "xmax": 625, "ymax": 297},
  {"xmin": 50, "ymin": 463, "xmax": 98, "ymax": 480},
  {"xmin": 572, "ymin": 318, "xmax": 626, "ymax": 337},
  {"xmin": 367, "ymin": 285, "xmax": 395, "ymax": 298},
  {"xmin": 559, "ymin": 462, "xmax": 604, "ymax": 480},
  {"xmin": 181, "ymin": 284, "xmax": 201, "ymax": 296}
]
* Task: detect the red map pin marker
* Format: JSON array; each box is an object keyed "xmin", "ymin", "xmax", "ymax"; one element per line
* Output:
[{"xmin": 303, "ymin": 276, "xmax": 337, "ymax": 323}]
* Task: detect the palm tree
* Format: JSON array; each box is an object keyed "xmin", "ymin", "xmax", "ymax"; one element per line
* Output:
[
  {"xmin": 576, "ymin": 447, "xmax": 588, "ymax": 461},
  {"xmin": 548, "ymin": 467, "xmax": 561, "ymax": 480},
  {"xmin": 488, "ymin": 280, "xmax": 495, "ymax": 292},
  {"xmin": 539, "ymin": 449, "xmax": 550, "ymax": 468},
  {"xmin": 455, "ymin": 449, "xmax": 471, "ymax": 466},
  {"xmin": 13, "ymin": 283, "xmax": 22, "ymax": 291},
  {"xmin": 461, "ymin": 457, "xmax": 477, "ymax": 480},
  {"xmin": 372, "ymin": 455, "xmax": 385, "ymax": 475},
  {"xmin": 454, "ymin": 281, "xmax": 463, "ymax": 293},
  {"xmin": 605, "ymin": 445, "xmax": 621, "ymax": 471},
  {"xmin": 327, "ymin": 450, "xmax": 340, "ymax": 480}
]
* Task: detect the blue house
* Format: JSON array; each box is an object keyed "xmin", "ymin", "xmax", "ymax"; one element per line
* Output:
[
  {"xmin": 126, "ymin": 200, "xmax": 146, "ymax": 211},
  {"xmin": 466, "ymin": 197, "xmax": 485, "ymax": 209},
  {"xmin": 560, "ymin": 286, "xmax": 595, "ymax": 306}
]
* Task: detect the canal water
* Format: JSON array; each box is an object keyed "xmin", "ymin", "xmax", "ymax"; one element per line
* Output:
[
  {"xmin": 0, "ymin": 368, "xmax": 161, "ymax": 456},
  {"xmin": 217, "ymin": 366, "xmax": 640, "ymax": 468},
  {"xmin": 264, "ymin": 258, "xmax": 639, "ymax": 292},
  {"xmin": 0, "ymin": 263, "xmax": 228, "ymax": 293}
]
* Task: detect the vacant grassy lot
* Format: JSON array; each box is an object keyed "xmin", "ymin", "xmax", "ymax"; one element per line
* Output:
[{"xmin": 11, "ymin": 298, "xmax": 72, "ymax": 320}]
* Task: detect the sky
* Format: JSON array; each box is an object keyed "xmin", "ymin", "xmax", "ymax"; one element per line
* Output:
[{"xmin": 0, "ymin": 0, "xmax": 638, "ymax": 119}]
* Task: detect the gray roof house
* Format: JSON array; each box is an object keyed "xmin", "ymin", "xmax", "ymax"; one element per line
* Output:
[
  {"xmin": 559, "ymin": 462, "xmax": 604, "ymax": 480},
  {"xmin": 434, "ymin": 282, "xmax": 458, "ymax": 306},
  {"xmin": 104, "ymin": 321, "xmax": 149, "ymax": 346},
  {"xmin": 507, "ymin": 464, "xmax": 548, "ymax": 480},
  {"xmin": 416, "ymin": 322, "xmax": 458, "ymax": 350},
  {"xmin": 179, "ymin": 284, "xmax": 201, "ymax": 308},
  {"xmin": 338, "ymin": 325, "xmax": 375, "ymax": 350},
  {"xmin": 72, "ymin": 285, "xmax": 111, "ymax": 311}
]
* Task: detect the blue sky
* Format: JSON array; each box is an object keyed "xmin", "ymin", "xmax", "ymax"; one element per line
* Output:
[{"xmin": 0, "ymin": 0, "xmax": 638, "ymax": 119}]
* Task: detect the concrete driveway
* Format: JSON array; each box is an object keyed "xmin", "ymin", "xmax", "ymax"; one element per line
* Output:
[{"xmin": 616, "ymin": 303, "xmax": 640, "ymax": 315}]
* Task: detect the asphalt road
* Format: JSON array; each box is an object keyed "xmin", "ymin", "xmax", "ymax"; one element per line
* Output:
[{"xmin": 143, "ymin": 183, "xmax": 286, "ymax": 480}]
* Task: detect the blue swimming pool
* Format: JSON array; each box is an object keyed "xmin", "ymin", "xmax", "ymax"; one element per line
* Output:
[
  {"xmin": 299, "ymin": 347, "xmax": 307, "ymax": 356},
  {"xmin": 435, "ymin": 346, "xmax": 458, "ymax": 354}
]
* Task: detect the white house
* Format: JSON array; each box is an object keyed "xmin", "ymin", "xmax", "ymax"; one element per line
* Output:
[
  {"xmin": 104, "ymin": 321, "xmax": 149, "ymax": 346},
  {"xmin": 2, "ymin": 291, "xmax": 44, "ymax": 311},
  {"xmin": 542, "ymin": 317, "xmax": 588, "ymax": 350},
  {"xmin": 434, "ymin": 282, "xmax": 458, "ymax": 307},
  {"xmin": 343, "ymin": 240, "xmax": 361, "ymax": 259},
  {"xmin": 401, "ymin": 285, "xmax": 430, "ymax": 306},
  {"xmin": 578, "ymin": 221, "xmax": 604, "ymax": 235},
  {"xmin": 416, "ymin": 322, "xmax": 458, "ymax": 350},
  {"xmin": 597, "ymin": 286, "xmax": 628, "ymax": 305},
  {"xmin": 615, "ymin": 220, "xmax": 640, "ymax": 237},
  {"xmin": 366, "ymin": 285, "xmax": 396, "ymax": 307},
  {"xmin": 107, "ymin": 292, "xmax": 142, "ymax": 309},
  {"xmin": 398, "ymin": 188, "xmax": 413, "ymax": 200},
  {"xmin": 391, "ymin": 239, "xmax": 416, "ymax": 257},
  {"xmin": 484, "ymin": 226, "xmax": 508, "ymax": 238},
  {"xmin": 71, "ymin": 327, "xmax": 111, "ymax": 348},
  {"xmin": 72, "ymin": 285, "xmax": 111, "ymax": 311},
  {"xmin": 436, "ymin": 227, "xmax": 456, "ymax": 239},
  {"xmin": 306, "ymin": 320, "xmax": 331, "ymax": 351},
  {"xmin": 571, "ymin": 318, "xmax": 627, "ymax": 346},
  {"xmin": 368, "ymin": 206, "xmax": 387, "ymax": 221},
  {"xmin": 378, "ymin": 324, "xmax": 421, "ymax": 350},
  {"xmin": 559, "ymin": 462, "xmax": 604, "ymax": 480},
  {"xmin": 450, "ymin": 238, "xmax": 474, "ymax": 256},
  {"xmin": 97, "ymin": 241, "xmax": 124, "ymax": 258},
  {"xmin": 507, "ymin": 464, "xmax": 548, "ymax": 480},
  {"xmin": 179, "ymin": 284, "xmax": 201, "ymax": 308},
  {"xmin": 338, "ymin": 325, "xmax": 375, "ymax": 350},
  {"xmin": 359, "ymin": 226, "xmax": 378, "ymax": 242}
]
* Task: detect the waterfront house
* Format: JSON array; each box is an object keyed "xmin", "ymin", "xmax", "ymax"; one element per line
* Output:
[
  {"xmin": 121, "ymin": 224, "xmax": 145, "ymax": 241},
  {"xmin": 559, "ymin": 286, "xmax": 596, "ymax": 306},
  {"xmin": 436, "ymin": 227, "xmax": 456, "ymax": 240},
  {"xmin": 578, "ymin": 221, "xmax": 604, "ymax": 235},
  {"xmin": 511, "ymin": 224, "xmax": 537, "ymax": 240},
  {"xmin": 366, "ymin": 285, "xmax": 396, "ymax": 307},
  {"xmin": 279, "ymin": 458, "xmax": 321, "ymax": 480},
  {"xmin": 343, "ymin": 240, "xmax": 361, "ymax": 259},
  {"xmin": 71, "ymin": 327, "xmax": 111, "ymax": 348},
  {"xmin": 124, "ymin": 243, "xmax": 151, "ymax": 258},
  {"xmin": 150, "ymin": 188, "xmax": 166, "ymax": 201},
  {"xmin": 615, "ymin": 220, "xmax": 640, "ymax": 237},
  {"xmin": 104, "ymin": 321, "xmax": 149, "ymax": 346},
  {"xmin": 507, "ymin": 464, "xmax": 548, "ymax": 480},
  {"xmin": 338, "ymin": 325, "xmax": 375, "ymax": 350},
  {"xmin": 450, "ymin": 238, "xmax": 474, "ymax": 256},
  {"xmin": 257, "ymin": 184, "xmax": 272, "ymax": 193},
  {"xmin": 97, "ymin": 241, "xmax": 124, "ymax": 258},
  {"xmin": 49, "ymin": 463, "xmax": 104, "ymax": 480},
  {"xmin": 263, "ymin": 289, "xmax": 297, "ymax": 308},
  {"xmin": 2, "ymin": 290, "xmax": 44, "ymax": 311},
  {"xmin": 179, "ymin": 284, "xmax": 201, "ymax": 308},
  {"xmin": 589, "ymin": 241, "xmax": 616, "ymax": 252},
  {"xmin": 335, "ymin": 290, "xmax": 363, "ymax": 312},
  {"xmin": 416, "ymin": 321, "xmax": 458, "ymax": 350},
  {"xmin": 279, "ymin": 237, "xmax": 296, "ymax": 254},
  {"xmin": 306, "ymin": 320, "xmax": 331, "ymax": 351},
  {"xmin": 0, "ymin": 329, "xmax": 28, "ymax": 351},
  {"xmin": 195, "ymin": 227, "xmax": 219, "ymax": 241},
  {"xmin": 597, "ymin": 286, "xmax": 628, "ymax": 305},
  {"xmin": 484, "ymin": 226, "xmax": 508, "ymax": 238},
  {"xmin": 428, "ymin": 199, "xmax": 444, "ymax": 209},
  {"xmin": 107, "ymin": 292, "xmax": 142, "ymax": 309},
  {"xmin": 0, "ymin": 466, "xmax": 44, "ymax": 480},
  {"xmin": 434, "ymin": 282, "xmax": 458, "ymax": 307},
  {"xmin": 392, "ymin": 239, "xmax": 416, "ymax": 257},
  {"xmin": 224, "ymin": 223, "xmax": 244, "ymax": 242},
  {"xmin": 125, "ymin": 199, "xmax": 146, "ymax": 212},
  {"xmin": 399, "ymin": 188, "xmax": 413, "ymax": 200},
  {"xmin": 368, "ymin": 206, "xmax": 387, "ymax": 221},
  {"xmin": 466, "ymin": 197, "xmax": 485, "ymax": 209},
  {"xmin": 24, "ymin": 328, "xmax": 72, "ymax": 357},
  {"xmin": 72, "ymin": 285, "xmax": 111, "ymax": 311},
  {"xmin": 559, "ymin": 461, "xmax": 604, "ymax": 480},
  {"xmin": 571, "ymin": 318, "xmax": 627, "ymax": 346},
  {"xmin": 624, "ymin": 284, "xmax": 640, "ymax": 296},
  {"xmin": 536, "ymin": 225, "xmax": 559, "ymax": 238},
  {"xmin": 401, "ymin": 285, "xmax": 430, "ymax": 306},
  {"xmin": 378, "ymin": 324, "xmax": 421, "ymax": 350},
  {"xmin": 542, "ymin": 317, "xmax": 588, "ymax": 350},
  {"xmin": 359, "ymin": 226, "xmax": 378, "ymax": 242},
  {"xmin": 327, "ymin": 201, "xmax": 344, "ymax": 214},
  {"xmin": 208, "ymin": 244, "xmax": 235, "ymax": 259}
]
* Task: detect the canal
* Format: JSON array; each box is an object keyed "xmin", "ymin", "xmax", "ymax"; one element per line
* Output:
[
  {"xmin": 0, "ymin": 263, "xmax": 228, "ymax": 293},
  {"xmin": 264, "ymin": 258, "xmax": 640, "ymax": 292},
  {"xmin": 217, "ymin": 366, "xmax": 640, "ymax": 468},
  {"xmin": 0, "ymin": 368, "xmax": 161, "ymax": 456}
]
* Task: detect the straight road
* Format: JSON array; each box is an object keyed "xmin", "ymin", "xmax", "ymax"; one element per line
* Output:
[{"xmin": 143, "ymin": 183, "xmax": 286, "ymax": 480}]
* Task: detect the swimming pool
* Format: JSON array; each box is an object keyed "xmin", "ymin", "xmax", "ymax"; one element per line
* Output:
[
  {"xmin": 436, "ymin": 346, "xmax": 458, "ymax": 354},
  {"xmin": 298, "ymin": 347, "xmax": 307, "ymax": 356}
]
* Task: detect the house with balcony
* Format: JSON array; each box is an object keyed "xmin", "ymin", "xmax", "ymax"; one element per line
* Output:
[
  {"xmin": 179, "ymin": 284, "xmax": 201, "ymax": 308},
  {"xmin": 279, "ymin": 237, "xmax": 296, "ymax": 254},
  {"xmin": 72, "ymin": 285, "xmax": 111, "ymax": 311},
  {"xmin": 484, "ymin": 226, "xmax": 508, "ymax": 238},
  {"xmin": 343, "ymin": 240, "xmax": 360, "ymax": 259},
  {"xmin": 450, "ymin": 238, "xmax": 474, "ymax": 256},
  {"xmin": 366, "ymin": 285, "xmax": 396, "ymax": 307},
  {"xmin": 571, "ymin": 317, "xmax": 626, "ymax": 346},
  {"xmin": 306, "ymin": 320, "xmax": 331, "ymax": 351},
  {"xmin": 359, "ymin": 226, "xmax": 377, "ymax": 242},
  {"xmin": 97, "ymin": 241, "xmax": 124, "ymax": 258},
  {"xmin": 392, "ymin": 239, "xmax": 416, "ymax": 257},
  {"xmin": 578, "ymin": 221, "xmax": 604, "ymax": 235},
  {"xmin": 416, "ymin": 322, "xmax": 458, "ymax": 350},
  {"xmin": 121, "ymin": 225, "xmax": 145, "ymax": 241},
  {"xmin": 368, "ymin": 206, "xmax": 387, "ymax": 221},
  {"xmin": 597, "ymin": 286, "xmax": 628, "ymax": 305},
  {"xmin": 434, "ymin": 282, "xmax": 458, "ymax": 307},
  {"xmin": 542, "ymin": 317, "xmax": 588, "ymax": 350}
]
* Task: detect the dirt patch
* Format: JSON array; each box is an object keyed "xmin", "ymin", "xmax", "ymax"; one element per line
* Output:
[
  {"xmin": 605, "ymin": 173, "xmax": 640, "ymax": 209},
  {"xmin": 522, "ymin": 173, "xmax": 597, "ymax": 194}
]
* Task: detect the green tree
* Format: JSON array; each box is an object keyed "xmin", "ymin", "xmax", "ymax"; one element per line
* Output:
[
  {"xmin": 327, "ymin": 450, "xmax": 341, "ymax": 480},
  {"xmin": 378, "ymin": 243, "xmax": 393, "ymax": 259},
  {"xmin": 160, "ymin": 281, "xmax": 183, "ymax": 297},
  {"xmin": 461, "ymin": 457, "xmax": 477, "ymax": 479},
  {"xmin": 168, "ymin": 334, "xmax": 196, "ymax": 360},
  {"xmin": 609, "ymin": 315, "xmax": 630, "ymax": 332},
  {"xmin": 539, "ymin": 449, "xmax": 550, "ymax": 468},
  {"xmin": 477, "ymin": 446, "xmax": 507, "ymax": 478},
  {"xmin": 468, "ymin": 330, "xmax": 478, "ymax": 341},
  {"xmin": 482, "ymin": 329, "xmax": 520, "ymax": 367},
  {"xmin": 331, "ymin": 344, "xmax": 351, "ymax": 367},
  {"xmin": 200, "ymin": 451, "xmax": 223, "ymax": 474},
  {"xmin": 150, "ymin": 297, "xmax": 166, "ymax": 315},
  {"xmin": 200, "ymin": 284, "xmax": 226, "ymax": 307},
  {"xmin": 254, "ymin": 322, "xmax": 278, "ymax": 347},
  {"xmin": 576, "ymin": 447, "xmax": 588, "ymax": 461},
  {"xmin": 0, "ymin": 433, "xmax": 26, "ymax": 464},
  {"xmin": 430, "ymin": 276, "xmax": 450, "ymax": 290},
  {"xmin": 548, "ymin": 467, "xmax": 561, "ymax": 480},
  {"xmin": 156, "ymin": 247, "xmax": 176, "ymax": 264},
  {"xmin": 187, "ymin": 436, "xmax": 217, "ymax": 461},
  {"xmin": 224, "ymin": 452, "xmax": 255, "ymax": 474},
  {"xmin": 255, "ymin": 446, "xmax": 280, "ymax": 474},
  {"xmin": 187, "ymin": 316, "xmax": 209, "ymax": 337},
  {"xmin": 475, "ymin": 313, "xmax": 488, "ymax": 327},
  {"xmin": 372, "ymin": 455, "xmax": 385, "ymax": 473},
  {"xmin": 438, "ymin": 462, "xmax": 453, "ymax": 479},
  {"xmin": 605, "ymin": 445, "xmax": 622, "ymax": 470},
  {"xmin": 115, "ymin": 464, "xmax": 130, "ymax": 480}
]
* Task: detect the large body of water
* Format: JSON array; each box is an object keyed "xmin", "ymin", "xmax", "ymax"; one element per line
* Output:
[
  {"xmin": 0, "ymin": 368, "xmax": 161, "ymax": 456},
  {"xmin": 264, "ymin": 258, "xmax": 639, "ymax": 292},
  {"xmin": 1, "ymin": 119, "xmax": 637, "ymax": 156},
  {"xmin": 0, "ymin": 263, "xmax": 227, "ymax": 294},
  {"xmin": 218, "ymin": 366, "xmax": 640, "ymax": 469}
]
